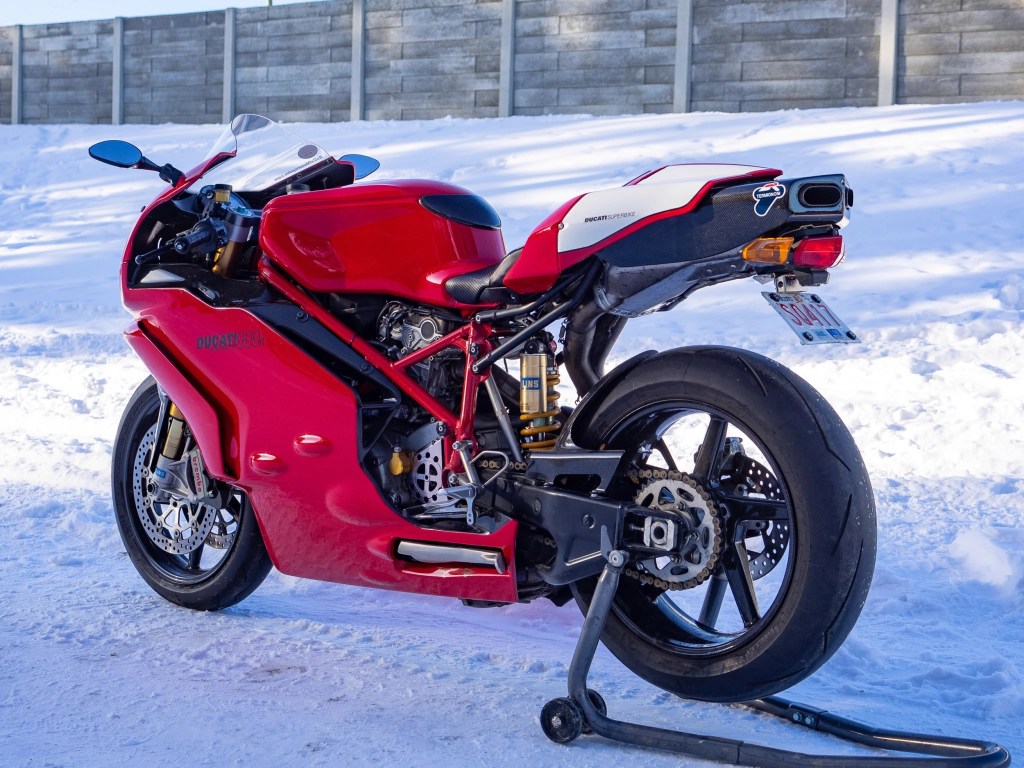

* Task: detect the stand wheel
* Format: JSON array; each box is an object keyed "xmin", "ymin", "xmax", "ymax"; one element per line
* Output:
[
  {"xmin": 581, "ymin": 689, "xmax": 607, "ymax": 735},
  {"xmin": 540, "ymin": 697, "xmax": 585, "ymax": 744}
]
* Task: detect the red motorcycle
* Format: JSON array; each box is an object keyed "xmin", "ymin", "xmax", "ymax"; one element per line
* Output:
[{"xmin": 91, "ymin": 114, "xmax": 875, "ymax": 706}]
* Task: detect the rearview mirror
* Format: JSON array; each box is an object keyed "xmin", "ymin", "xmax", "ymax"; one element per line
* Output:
[
  {"xmin": 88, "ymin": 140, "xmax": 184, "ymax": 185},
  {"xmin": 89, "ymin": 140, "xmax": 144, "ymax": 169},
  {"xmin": 340, "ymin": 153, "xmax": 380, "ymax": 180}
]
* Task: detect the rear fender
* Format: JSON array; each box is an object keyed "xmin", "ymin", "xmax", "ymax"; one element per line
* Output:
[{"xmin": 559, "ymin": 350, "xmax": 659, "ymax": 450}]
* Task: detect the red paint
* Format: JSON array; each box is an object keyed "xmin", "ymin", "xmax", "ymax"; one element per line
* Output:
[
  {"xmin": 503, "ymin": 194, "xmax": 584, "ymax": 294},
  {"xmin": 293, "ymin": 434, "xmax": 331, "ymax": 457},
  {"xmin": 122, "ymin": 275, "xmax": 518, "ymax": 603},
  {"xmin": 250, "ymin": 453, "xmax": 285, "ymax": 475},
  {"xmin": 259, "ymin": 180, "xmax": 507, "ymax": 308},
  {"xmin": 504, "ymin": 167, "xmax": 782, "ymax": 294}
]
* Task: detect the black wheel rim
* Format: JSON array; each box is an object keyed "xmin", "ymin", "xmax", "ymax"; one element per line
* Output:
[{"xmin": 602, "ymin": 401, "xmax": 796, "ymax": 659}]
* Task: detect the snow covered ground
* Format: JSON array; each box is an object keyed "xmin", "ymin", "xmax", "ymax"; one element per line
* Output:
[{"xmin": 1, "ymin": 102, "xmax": 1021, "ymax": 766}]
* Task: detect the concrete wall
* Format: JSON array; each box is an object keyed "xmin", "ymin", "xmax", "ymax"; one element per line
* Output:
[
  {"xmin": 235, "ymin": 1, "xmax": 353, "ymax": 123},
  {"xmin": 2, "ymin": 0, "xmax": 1024, "ymax": 125},
  {"xmin": 899, "ymin": 0, "xmax": 1024, "ymax": 104},
  {"xmin": 124, "ymin": 12, "xmax": 223, "ymax": 125},
  {"xmin": 514, "ymin": 0, "xmax": 678, "ymax": 116},
  {"xmin": 691, "ymin": 0, "xmax": 881, "ymax": 112},
  {"xmin": 21, "ymin": 20, "xmax": 113, "ymax": 124},
  {"xmin": 364, "ymin": 0, "xmax": 502, "ymax": 120},
  {"xmin": 0, "ymin": 28, "xmax": 12, "ymax": 124}
]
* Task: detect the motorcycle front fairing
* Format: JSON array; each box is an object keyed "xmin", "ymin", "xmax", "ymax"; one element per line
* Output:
[
  {"xmin": 121, "ymin": 292, "xmax": 520, "ymax": 602},
  {"xmin": 120, "ymin": 121, "xmax": 520, "ymax": 603}
]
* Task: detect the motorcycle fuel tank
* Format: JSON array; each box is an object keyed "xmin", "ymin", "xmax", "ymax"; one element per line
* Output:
[{"xmin": 259, "ymin": 180, "xmax": 507, "ymax": 308}]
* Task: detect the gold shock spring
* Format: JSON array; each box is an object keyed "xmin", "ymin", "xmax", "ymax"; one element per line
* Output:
[{"xmin": 519, "ymin": 354, "xmax": 561, "ymax": 451}]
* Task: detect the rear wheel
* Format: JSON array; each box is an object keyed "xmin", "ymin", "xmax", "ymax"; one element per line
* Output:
[
  {"xmin": 112, "ymin": 378, "xmax": 272, "ymax": 610},
  {"xmin": 573, "ymin": 346, "xmax": 875, "ymax": 702}
]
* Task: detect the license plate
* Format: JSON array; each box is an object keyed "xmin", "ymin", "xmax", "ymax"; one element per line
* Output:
[{"xmin": 762, "ymin": 292, "xmax": 860, "ymax": 345}]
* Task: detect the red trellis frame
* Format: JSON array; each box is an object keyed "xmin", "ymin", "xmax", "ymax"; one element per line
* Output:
[{"xmin": 259, "ymin": 258, "xmax": 496, "ymax": 476}]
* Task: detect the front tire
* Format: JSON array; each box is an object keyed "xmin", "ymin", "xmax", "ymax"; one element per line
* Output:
[
  {"xmin": 573, "ymin": 346, "xmax": 876, "ymax": 702},
  {"xmin": 112, "ymin": 378, "xmax": 272, "ymax": 610}
]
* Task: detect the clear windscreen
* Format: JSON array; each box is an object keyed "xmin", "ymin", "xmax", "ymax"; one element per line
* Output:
[{"xmin": 187, "ymin": 114, "xmax": 334, "ymax": 194}]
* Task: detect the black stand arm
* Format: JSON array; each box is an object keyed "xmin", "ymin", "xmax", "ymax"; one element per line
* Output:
[{"xmin": 541, "ymin": 543, "xmax": 1011, "ymax": 768}]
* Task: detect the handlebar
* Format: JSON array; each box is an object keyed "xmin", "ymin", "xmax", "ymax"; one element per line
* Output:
[{"xmin": 173, "ymin": 222, "xmax": 217, "ymax": 255}]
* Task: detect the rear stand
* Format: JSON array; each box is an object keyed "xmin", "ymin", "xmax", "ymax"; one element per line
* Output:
[{"xmin": 541, "ymin": 546, "xmax": 1011, "ymax": 767}]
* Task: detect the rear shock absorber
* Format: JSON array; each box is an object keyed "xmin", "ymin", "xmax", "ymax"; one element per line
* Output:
[{"xmin": 519, "ymin": 339, "xmax": 561, "ymax": 451}]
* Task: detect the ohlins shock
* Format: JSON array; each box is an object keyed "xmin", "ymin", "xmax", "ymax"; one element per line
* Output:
[{"xmin": 519, "ymin": 339, "xmax": 561, "ymax": 451}]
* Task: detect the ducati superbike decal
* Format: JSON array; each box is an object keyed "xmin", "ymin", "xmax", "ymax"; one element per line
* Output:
[
  {"xmin": 583, "ymin": 211, "xmax": 637, "ymax": 224},
  {"xmin": 196, "ymin": 330, "xmax": 265, "ymax": 351},
  {"xmin": 752, "ymin": 181, "xmax": 786, "ymax": 217}
]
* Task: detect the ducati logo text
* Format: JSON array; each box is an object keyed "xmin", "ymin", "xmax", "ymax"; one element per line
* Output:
[
  {"xmin": 196, "ymin": 330, "xmax": 265, "ymax": 351},
  {"xmin": 584, "ymin": 211, "xmax": 637, "ymax": 223}
]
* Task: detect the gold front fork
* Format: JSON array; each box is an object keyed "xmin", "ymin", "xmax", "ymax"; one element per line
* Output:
[{"xmin": 161, "ymin": 403, "xmax": 187, "ymax": 461}]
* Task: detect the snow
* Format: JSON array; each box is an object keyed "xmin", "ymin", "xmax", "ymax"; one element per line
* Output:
[{"xmin": 1, "ymin": 102, "xmax": 1022, "ymax": 766}]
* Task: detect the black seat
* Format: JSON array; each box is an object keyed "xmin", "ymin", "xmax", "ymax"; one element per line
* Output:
[{"xmin": 444, "ymin": 249, "xmax": 521, "ymax": 304}]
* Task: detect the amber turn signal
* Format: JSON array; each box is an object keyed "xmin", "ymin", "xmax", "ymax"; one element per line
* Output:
[{"xmin": 741, "ymin": 237, "xmax": 794, "ymax": 264}]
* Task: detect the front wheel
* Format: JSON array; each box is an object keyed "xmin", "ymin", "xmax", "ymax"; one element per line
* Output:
[
  {"xmin": 112, "ymin": 378, "xmax": 272, "ymax": 610},
  {"xmin": 573, "ymin": 346, "xmax": 876, "ymax": 702}
]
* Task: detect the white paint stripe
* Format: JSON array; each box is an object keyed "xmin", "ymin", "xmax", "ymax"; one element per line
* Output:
[{"xmin": 557, "ymin": 164, "xmax": 769, "ymax": 253}]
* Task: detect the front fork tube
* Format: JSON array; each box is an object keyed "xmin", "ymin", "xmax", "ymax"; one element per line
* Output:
[{"xmin": 149, "ymin": 390, "xmax": 188, "ymax": 492}]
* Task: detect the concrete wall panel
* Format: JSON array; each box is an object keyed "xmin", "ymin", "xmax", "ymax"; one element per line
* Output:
[{"xmin": 2, "ymin": 0, "xmax": 1024, "ymax": 125}]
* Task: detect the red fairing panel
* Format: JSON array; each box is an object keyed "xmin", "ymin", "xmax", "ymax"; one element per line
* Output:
[
  {"xmin": 121, "ymin": 285, "xmax": 518, "ymax": 603},
  {"xmin": 503, "ymin": 194, "xmax": 584, "ymax": 295},
  {"xmin": 505, "ymin": 165, "xmax": 782, "ymax": 294},
  {"xmin": 259, "ymin": 180, "xmax": 507, "ymax": 308}
]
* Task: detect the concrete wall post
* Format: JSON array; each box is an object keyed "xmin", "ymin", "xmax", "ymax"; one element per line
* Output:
[
  {"xmin": 11, "ymin": 25, "xmax": 22, "ymax": 125},
  {"xmin": 223, "ymin": 7, "xmax": 236, "ymax": 122},
  {"xmin": 112, "ymin": 17, "xmax": 124, "ymax": 125},
  {"xmin": 673, "ymin": 0, "xmax": 693, "ymax": 113},
  {"xmin": 878, "ymin": 0, "xmax": 899, "ymax": 107},
  {"xmin": 498, "ymin": 0, "xmax": 516, "ymax": 118},
  {"xmin": 350, "ymin": 0, "xmax": 364, "ymax": 121}
]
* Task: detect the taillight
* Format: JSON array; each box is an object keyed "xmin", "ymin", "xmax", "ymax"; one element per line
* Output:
[{"xmin": 792, "ymin": 235, "xmax": 845, "ymax": 268}]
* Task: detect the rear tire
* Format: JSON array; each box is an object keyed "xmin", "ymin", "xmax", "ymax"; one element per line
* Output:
[
  {"xmin": 573, "ymin": 346, "xmax": 875, "ymax": 702},
  {"xmin": 112, "ymin": 378, "xmax": 272, "ymax": 610}
]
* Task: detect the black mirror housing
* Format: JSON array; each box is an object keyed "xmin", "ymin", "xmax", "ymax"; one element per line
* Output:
[
  {"xmin": 339, "ymin": 153, "xmax": 380, "ymax": 180},
  {"xmin": 89, "ymin": 140, "xmax": 144, "ymax": 169}
]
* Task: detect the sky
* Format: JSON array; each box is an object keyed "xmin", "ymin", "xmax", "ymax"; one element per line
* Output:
[{"xmin": 1, "ymin": 0, "xmax": 314, "ymax": 26}]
